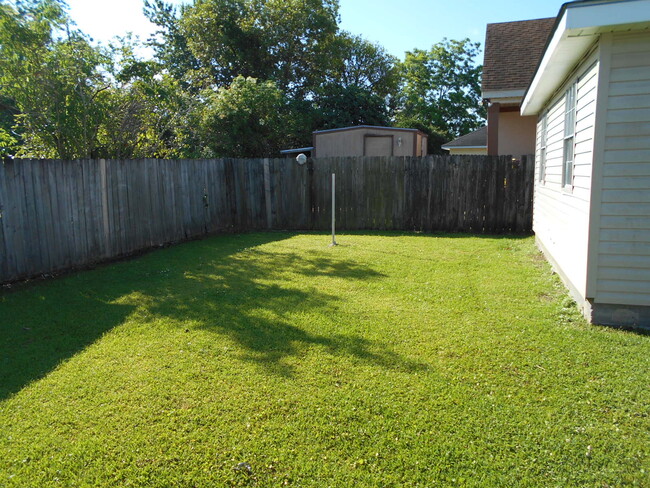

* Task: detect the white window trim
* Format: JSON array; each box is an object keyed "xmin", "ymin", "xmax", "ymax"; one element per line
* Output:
[
  {"xmin": 562, "ymin": 83, "xmax": 576, "ymax": 191},
  {"xmin": 539, "ymin": 112, "xmax": 547, "ymax": 184}
]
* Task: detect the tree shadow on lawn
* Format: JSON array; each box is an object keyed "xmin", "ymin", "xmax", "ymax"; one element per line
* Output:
[
  {"xmin": 0, "ymin": 232, "xmax": 428, "ymax": 401},
  {"xmin": 132, "ymin": 243, "xmax": 429, "ymax": 377},
  {"xmin": 0, "ymin": 276, "xmax": 138, "ymax": 402}
]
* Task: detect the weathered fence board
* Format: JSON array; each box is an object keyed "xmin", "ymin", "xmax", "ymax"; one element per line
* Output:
[
  {"xmin": 0, "ymin": 161, "xmax": 8, "ymax": 279},
  {"xmin": 0, "ymin": 155, "xmax": 533, "ymax": 283}
]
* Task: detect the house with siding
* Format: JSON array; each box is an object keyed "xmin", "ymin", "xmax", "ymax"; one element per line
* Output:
[
  {"xmin": 521, "ymin": 0, "xmax": 650, "ymax": 327},
  {"xmin": 482, "ymin": 17, "xmax": 556, "ymax": 157},
  {"xmin": 443, "ymin": 18, "xmax": 555, "ymax": 156}
]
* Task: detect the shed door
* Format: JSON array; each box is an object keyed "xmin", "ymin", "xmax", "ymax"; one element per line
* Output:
[{"xmin": 364, "ymin": 136, "xmax": 393, "ymax": 156}]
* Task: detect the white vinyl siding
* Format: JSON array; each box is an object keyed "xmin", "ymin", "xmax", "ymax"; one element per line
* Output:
[
  {"xmin": 533, "ymin": 55, "xmax": 599, "ymax": 301},
  {"xmin": 573, "ymin": 63, "xmax": 599, "ymax": 203},
  {"xmin": 541, "ymin": 97, "xmax": 565, "ymax": 186},
  {"xmin": 594, "ymin": 32, "xmax": 650, "ymax": 306}
]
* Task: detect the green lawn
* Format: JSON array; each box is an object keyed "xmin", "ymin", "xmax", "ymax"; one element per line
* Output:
[{"xmin": 1, "ymin": 233, "xmax": 648, "ymax": 487}]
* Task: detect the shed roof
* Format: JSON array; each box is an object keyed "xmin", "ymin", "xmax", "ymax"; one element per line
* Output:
[
  {"xmin": 313, "ymin": 125, "xmax": 426, "ymax": 136},
  {"xmin": 441, "ymin": 126, "xmax": 487, "ymax": 150},
  {"xmin": 280, "ymin": 147, "xmax": 313, "ymax": 155},
  {"xmin": 482, "ymin": 17, "xmax": 556, "ymax": 97}
]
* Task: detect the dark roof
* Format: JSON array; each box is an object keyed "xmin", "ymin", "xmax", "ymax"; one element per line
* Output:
[
  {"xmin": 482, "ymin": 17, "xmax": 556, "ymax": 94},
  {"xmin": 280, "ymin": 147, "xmax": 313, "ymax": 154},
  {"xmin": 442, "ymin": 126, "xmax": 487, "ymax": 149}
]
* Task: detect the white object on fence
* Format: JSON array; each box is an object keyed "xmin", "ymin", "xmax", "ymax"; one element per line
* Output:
[{"xmin": 331, "ymin": 173, "xmax": 337, "ymax": 246}]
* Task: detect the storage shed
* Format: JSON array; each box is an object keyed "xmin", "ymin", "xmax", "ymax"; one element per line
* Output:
[
  {"xmin": 311, "ymin": 126, "xmax": 428, "ymax": 158},
  {"xmin": 521, "ymin": 0, "xmax": 650, "ymax": 327}
]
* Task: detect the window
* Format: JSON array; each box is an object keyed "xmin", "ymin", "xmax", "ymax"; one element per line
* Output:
[
  {"xmin": 539, "ymin": 113, "xmax": 547, "ymax": 183},
  {"xmin": 562, "ymin": 84, "xmax": 576, "ymax": 189}
]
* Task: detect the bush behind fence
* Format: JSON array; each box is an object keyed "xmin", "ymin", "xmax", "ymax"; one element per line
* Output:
[{"xmin": 0, "ymin": 155, "xmax": 534, "ymax": 283}]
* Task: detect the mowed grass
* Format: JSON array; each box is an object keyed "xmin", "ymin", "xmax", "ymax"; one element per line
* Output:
[{"xmin": 0, "ymin": 233, "xmax": 648, "ymax": 487}]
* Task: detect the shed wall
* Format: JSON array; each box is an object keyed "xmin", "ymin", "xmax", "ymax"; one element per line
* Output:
[{"xmin": 314, "ymin": 128, "xmax": 418, "ymax": 158}]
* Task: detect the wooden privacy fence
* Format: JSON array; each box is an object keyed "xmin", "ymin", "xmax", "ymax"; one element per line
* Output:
[{"xmin": 0, "ymin": 155, "xmax": 533, "ymax": 283}]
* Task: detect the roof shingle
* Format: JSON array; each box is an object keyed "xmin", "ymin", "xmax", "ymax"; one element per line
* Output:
[
  {"xmin": 442, "ymin": 126, "xmax": 487, "ymax": 149},
  {"xmin": 482, "ymin": 17, "xmax": 556, "ymax": 95}
]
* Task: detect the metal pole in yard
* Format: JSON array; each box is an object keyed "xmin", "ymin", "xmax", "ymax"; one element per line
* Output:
[{"xmin": 330, "ymin": 173, "xmax": 337, "ymax": 246}]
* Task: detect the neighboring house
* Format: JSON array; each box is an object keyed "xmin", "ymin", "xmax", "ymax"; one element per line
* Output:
[
  {"xmin": 441, "ymin": 126, "xmax": 487, "ymax": 155},
  {"xmin": 481, "ymin": 17, "xmax": 556, "ymax": 157},
  {"xmin": 310, "ymin": 126, "xmax": 428, "ymax": 158},
  {"xmin": 521, "ymin": 0, "xmax": 650, "ymax": 327}
]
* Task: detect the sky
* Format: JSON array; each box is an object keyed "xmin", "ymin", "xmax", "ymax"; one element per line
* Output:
[{"xmin": 65, "ymin": 0, "xmax": 568, "ymax": 59}]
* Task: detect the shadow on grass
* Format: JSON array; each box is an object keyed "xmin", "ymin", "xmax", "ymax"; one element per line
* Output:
[
  {"xmin": 0, "ymin": 232, "xmax": 427, "ymax": 401},
  {"xmin": 0, "ymin": 281, "xmax": 137, "ymax": 402},
  {"xmin": 325, "ymin": 230, "xmax": 533, "ymax": 239},
  {"xmin": 126, "ymin": 242, "xmax": 428, "ymax": 377}
]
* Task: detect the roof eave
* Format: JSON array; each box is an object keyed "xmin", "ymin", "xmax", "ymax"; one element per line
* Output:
[
  {"xmin": 522, "ymin": 0, "xmax": 650, "ymax": 116},
  {"xmin": 441, "ymin": 145, "xmax": 487, "ymax": 150},
  {"xmin": 280, "ymin": 147, "xmax": 314, "ymax": 154},
  {"xmin": 481, "ymin": 89, "xmax": 526, "ymax": 101},
  {"xmin": 313, "ymin": 125, "xmax": 425, "ymax": 136}
]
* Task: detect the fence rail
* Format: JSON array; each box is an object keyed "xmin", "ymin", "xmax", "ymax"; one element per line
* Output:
[{"xmin": 0, "ymin": 155, "xmax": 533, "ymax": 283}]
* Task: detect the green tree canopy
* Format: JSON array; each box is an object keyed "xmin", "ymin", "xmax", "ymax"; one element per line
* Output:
[
  {"xmin": 0, "ymin": 0, "xmax": 488, "ymax": 159},
  {"xmin": 325, "ymin": 32, "xmax": 398, "ymax": 99},
  {"xmin": 396, "ymin": 38, "xmax": 485, "ymax": 144},
  {"xmin": 314, "ymin": 84, "xmax": 391, "ymax": 130},
  {"xmin": 179, "ymin": 0, "xmax": 339, "ymax": 98},
  {"xmin": 0, "ymin": 0, "xmax": 111, "ymax": 158},
  {"xmin": 312, "ymin": 32, "xmax": 397, "ymax": 130},
  {"xmin": 198, "ymin": 76, "xmax": 288, "ymax": 158},
  {"xmin": 95, "ymin": 36, "xmax": 201, "ymax": 159},
  {"xmin": 143, "ymin": 0, "xmax": 201, "ymax": 89}
]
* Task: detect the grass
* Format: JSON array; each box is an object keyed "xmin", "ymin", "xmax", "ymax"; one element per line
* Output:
[{"xmin": 0, "ymin": 232, "xmax": 648, "ymax": 487}]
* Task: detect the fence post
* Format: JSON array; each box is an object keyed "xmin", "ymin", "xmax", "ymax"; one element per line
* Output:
[
  {"xmin": 263, "ymin": 158, "xmax": 272, "ymax": 229},
  {"xmin": 331, "ymin": 172, "xmax": 337, "ymax": 246},
  {"xmin": 99, "ymin": 159, "xmax": 111, "ymax": 257},
  {"xmin": 308, "ymin": 159, "xmax": 315, "ymax": 230}
]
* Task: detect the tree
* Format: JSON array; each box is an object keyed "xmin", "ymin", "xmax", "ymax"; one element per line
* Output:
[
  {"xmin": 0, "ymin": 94, "xmax": 19, "ymax": 157},
  {"xmin": 96, "ymin": 73, "xmax": 201, "ymax": 160},
  {"xmin": 396, "ymin": 38, "xmax": 485, "ymax": 145},
  {"xmin": 314, "ymin": 84, "xmax": 390, "ymax": 130},
  {"xmin": 143, "ymin": 0, "xmax": 201, "ymax": 89},
  {"xmin": 0, "ymin": 0, "xmax": 65, "ymax": 156},
  {"xmin": 198, "ymin": 76, "xmax": 288, "ymax": 158},
  {"xmin": 0, "ymin": 0, "xmax": 112, "ymax": 158},
  {"xmin": 0, "ymin": 126, "xmax": 18, "ymax": 158},
  {"xmin": 179, "ymin": 0, "xmax": 339, "ymax": 98},
  {"xmin": 95, "ymin": 36, "xmax": 202, "ymax": 159},
  {"xmin": 312, "ymin": 32, "xmax": 398, "ymax": 130},
  {"xmin": 325, "ymin": 32, "xmax": 398, "ymax": 99}
]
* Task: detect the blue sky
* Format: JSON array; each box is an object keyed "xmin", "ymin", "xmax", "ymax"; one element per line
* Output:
[
  {"xmin": 339, "ymin": 0, "xmax": 566, "ymax": 58},
  {"xmin": 66, "ymin": 0, "xmax": 567, "ymax": 59}
]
